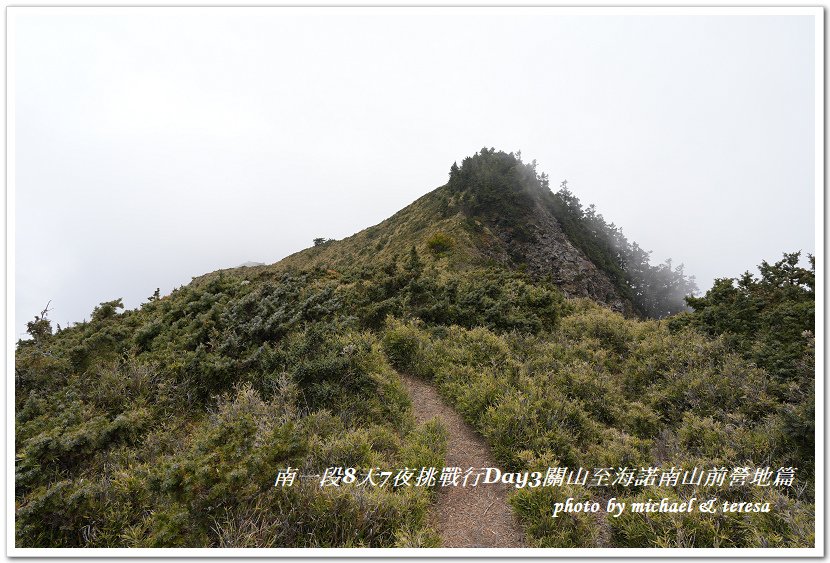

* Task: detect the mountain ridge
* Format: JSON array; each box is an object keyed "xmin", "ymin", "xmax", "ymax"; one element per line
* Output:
[{"xmin": 237, "ymin": 148, "xmax": 651, "ymax": 315}]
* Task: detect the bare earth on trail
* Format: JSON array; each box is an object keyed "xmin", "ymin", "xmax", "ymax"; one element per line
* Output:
[{"xmin": 399, "ymin": 373, "xmax": 526, "ymax": 548}]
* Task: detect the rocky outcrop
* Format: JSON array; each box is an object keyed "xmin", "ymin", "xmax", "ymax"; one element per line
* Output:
[
  {"xmin": 521, "ymin": 214, "xmax": 631, "ymax": 314},
  {"xmin": 473, "ymin": 200, "xmax": 633, "ymax": 315}
]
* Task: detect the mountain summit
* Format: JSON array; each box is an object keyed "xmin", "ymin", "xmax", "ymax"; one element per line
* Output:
[{"xmin": 274, "ymin": 148, "xmax": 694, "ymax": 318}]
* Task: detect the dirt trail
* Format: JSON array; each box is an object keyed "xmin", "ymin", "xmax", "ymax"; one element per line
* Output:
[{"xmin": 399, "ymin": 373, "xmax": 525, "ymax": 548}]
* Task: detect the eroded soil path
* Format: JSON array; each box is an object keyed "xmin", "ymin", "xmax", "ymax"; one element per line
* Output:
[{"xmin": 399, "ymin": 373, "xmax": 525, "ymax": 548}]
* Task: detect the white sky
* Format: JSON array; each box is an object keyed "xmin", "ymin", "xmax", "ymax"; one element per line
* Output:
[{"xmin": 12, "ymin": 8, "xmax": 818, "ymax": 337}]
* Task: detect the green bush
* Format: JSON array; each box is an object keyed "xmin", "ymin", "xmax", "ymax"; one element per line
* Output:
[
  {"xmin": 15, "ymin": 248, "xmax": 814, "ymax": 548},
  {"xmin": 426, "ymin": 231, "xmax": 455, "ymax": 255}
]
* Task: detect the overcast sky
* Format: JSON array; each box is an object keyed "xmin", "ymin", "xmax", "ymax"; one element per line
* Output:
[{"xmin": 12, "ymin": 8, "xmax": 818, "ymax": 338}]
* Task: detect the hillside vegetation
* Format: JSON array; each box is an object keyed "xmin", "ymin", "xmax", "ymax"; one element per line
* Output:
[
  {"xmin": 269, "ymin": 149, "xmax": 696, "ymax": 317},
  {"xmin": 15, "ymin": 149, "xmax": 814, "ymax": 548}
]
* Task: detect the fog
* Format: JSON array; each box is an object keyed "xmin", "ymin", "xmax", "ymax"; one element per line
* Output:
[{"xmin": 12, "ymin": 8, "xmax": 817, "ymax": 338}]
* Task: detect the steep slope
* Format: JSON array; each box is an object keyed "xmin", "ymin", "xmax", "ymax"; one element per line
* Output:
[{"xmin": 270, "ymin": 149, "xmax": 635, "ymax": 314}]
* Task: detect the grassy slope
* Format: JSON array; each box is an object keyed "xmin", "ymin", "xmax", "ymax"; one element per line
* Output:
[
  {"xmin": 383, "ymin": 299, "xmax": 814, "ymax": 548},
  {"xmin": 15, "ymin": 151, "xmax": 814, "ymax": 548},
  {"xmin": 15, "ymin": 270, "xmax": 448, "ymax": 548},
  {"xmin": 270, "ymin": 186, "xmax": 480, "ymax": 273},
  {"xmin": 16, "ymin": 253, "xmax": 814, "ymax": 548}
]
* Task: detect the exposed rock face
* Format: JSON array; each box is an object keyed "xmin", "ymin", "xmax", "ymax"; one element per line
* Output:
[{"xmin": 473, "ymin": 198, "xmax": 633, "ymax": 315}]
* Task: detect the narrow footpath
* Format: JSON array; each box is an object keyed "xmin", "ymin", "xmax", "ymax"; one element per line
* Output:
[{"xmin": 399, "ymin": 373, "xmax": 525, "ymax": 548}]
